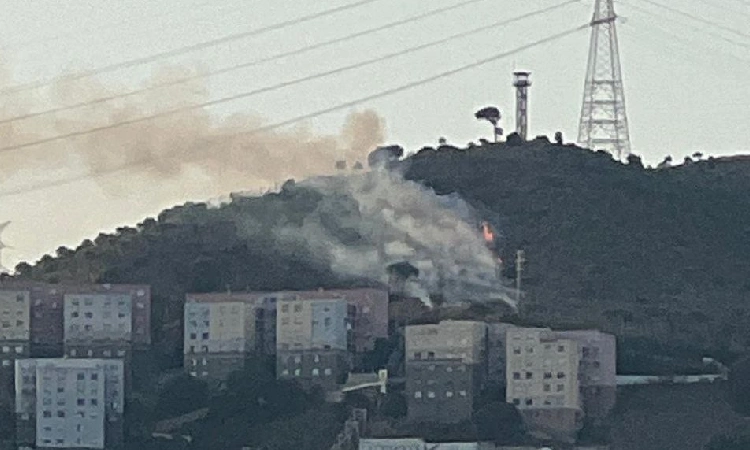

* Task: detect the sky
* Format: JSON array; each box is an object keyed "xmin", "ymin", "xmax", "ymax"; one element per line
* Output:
[{"xmin": 0, "ymin": 0, "xmax": 748, "ymax": 269}]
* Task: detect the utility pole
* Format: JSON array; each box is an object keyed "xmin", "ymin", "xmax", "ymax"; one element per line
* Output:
[
  {"xmin": 515, "ymin": 250, "xmax": 525, "ymax": 302},
  {"xmin": 513, "ymin": 71, "xmax": 531, "ymax": 140},
  {"xmin": 577, "ymin": 0, "xmax": 631, "ymax": 160}
]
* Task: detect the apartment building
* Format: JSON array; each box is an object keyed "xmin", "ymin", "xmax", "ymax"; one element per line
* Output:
[
  {"xmin": 276, "ymin": 297, "xmax": 351, "ymax": 390},
  {"xmin": 505, "ymin": 327, "xmax": 581, "ymax": 441},
  {"xmin": 404, "ymin": 321, "xmax": 488, "ymax": 424},
  {"xmin": 0, "ymin": 282, "xmax": 151, "ymax": 357},
  {"xmin": 267, "ymin": 288, "xmax": 388, "ymax": 354},
  {"xmin": 0, "ymin": 290, "xmax": 31, "ymax": 382},
  {"xmin": 183, "ymin": 297, "xmax": 257, "ymax": 385},
  {"xmin": 554, "ymin": 330, "xmax": 617, "ymax": 419},
  {"xmin": 15, "ymin": 358, "xmax": 125, "ymax": 449}
]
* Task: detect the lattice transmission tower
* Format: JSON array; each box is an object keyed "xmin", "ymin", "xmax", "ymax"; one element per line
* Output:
[{"xmin": 577, "ymin": 0, "xmax": 631, "ymax": 160}]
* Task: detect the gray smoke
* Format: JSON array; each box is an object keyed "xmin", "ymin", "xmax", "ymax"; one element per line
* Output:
[{"xmin": 277, "ymin": 168, "xmax": 517, "ymax": 308}]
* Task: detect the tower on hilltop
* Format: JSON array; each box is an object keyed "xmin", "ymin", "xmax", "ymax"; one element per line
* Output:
[{"xmin": 577, "ymin": 0, "xmax": 631, "ymax": 160}]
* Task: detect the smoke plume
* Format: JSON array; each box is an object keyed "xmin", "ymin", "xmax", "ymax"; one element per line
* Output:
[
  {"xmin": 278, "ymin": 168, "xmax": 517, "ymax": 308},
  {"xmin": 0, "ymin": 60, "xmax": 386, "ymax": 193}
]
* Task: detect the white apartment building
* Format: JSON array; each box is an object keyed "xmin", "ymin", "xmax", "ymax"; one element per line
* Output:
[
  {"xmin": 276, "ymin": 298, "xmax": 349, "ymax": 351},
  {"xmin": 15, "ymin": 358, "xmax": 124, "ymax": 449},
  {"xmin": 184, "ymin": 301, "xmax": 255, "ymax": 354},
  {"xmin": 404, "ymin": 321, "xmax": 487, "ymax": 364},
  {"xmin": 506, "ymin": 327, "xmax": 580, "ymax": 409},
  {"xmin": 64, "ymin": 294, "xmax": 132, "ymax": 342}
]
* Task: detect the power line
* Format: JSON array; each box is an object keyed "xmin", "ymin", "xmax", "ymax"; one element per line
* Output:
[
  {"xmin": 620, "ymin": 1, "xmax": 750, "ymax": 51},
  {"xmin": 0, "ymin": 24, "xmax": 588, "ymax": 199},
  {"xmin": 687, "ymin": 0, "xmax": 750, "ymax": 19},
  {"xmin": 640, "ymin": 0, "xmax": 750, "ymax": 41},
  {"xmin": 0, "ymin": 0, "xmax": 577, "ymax": 154},
  {"xmin": 0, "ymin": 0, "xmax": 385, "ymax": 97},
  {"xmin": 623, "ymin": 8, "xmax": 750, "ymax": 64},
  {"xmin": 0, "ymin": 0, "xmax": 493, "ymax": 126}
]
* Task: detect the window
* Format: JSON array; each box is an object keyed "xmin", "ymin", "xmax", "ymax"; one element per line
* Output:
[
  {"xmin": 558, "ymin": 345, "xmax": 565, "ymax": 352},
  {"xmin": 201, "ymin": 371, "xmax": 208, "ymax": 377},
  {"xmin": 77, "ymin": 373, "xmax": 85, "ymax": 381},
  {"xmin": 43, "ymin": 410, "xmax": 52, "ymax": 418},
  {"xmin": 446, "ymin": 366, "xmax": 453, "ymax": 373},
  {"xmin": 189, "ymin": 333, "xmax": 197, "ymax": 340},
  {"xmin": 513, "ymin": 347, "xmax": 521, "ymax": 355},
  {"xmin": 1, "ymin": 361, "xmax": 9, "ymax": 367},
  {"xmin": 117, "ymin": 350, "xmax": 126, "ymax": 357},
  {"xmin": 324, "ymin": 368, "xmax": 332, "ymax": 376},
  {"xmin": 16, "ymin": 294, "xmax": 24, "ymax": 302},
  {"xmin": 90, "ymin": 399, "xmax": 98, "ymax": 406},
  {"xmin": 512, "ymin": 398, "xmax": 520, "ymax": 405},
  {"xmin": 525, "ymin": 398, "xmax": 533, "ymax": 406},
  {"xmin": 324, "ymin": 317, "xmax": 331, "ymax": 327},
  {"xmin": 1, "ymin": 346, "xmax": 8, "ymax": 353},
  {"xmin": 57, "ymin": 386, "xmax": 64, "ymax": 393},
  {"xmin": 525, "ymin": 372, "xmax": 533, "ymax": 380},
  {"xmin": 294, "ymin": 356, "xmax": 302, "ymax": 364},
  {"xmin": 414, "ymin": 391, "xmax": 422, "ymax": 399},
  {"xmin": 427, "ymin": 391, "xmax": 436, "ymax": 399},
  {"xmin": 294, "ymin": 369, "xmax": 301, "ymax": 376},
  {"xmin": 459, "ymin": 390, "xmax": 467, "ymax": 397},
  {"xmin": 557, "ymin": 384, "xmax": 565, "ymax": 392},
  {"xmin": 513, "ymin": 372, "xmax": 521, "ymax": 380},
  {"xmin": 202, "ymin": 332, "xmax": 209, "ymax": 340},
  {"xmin": 201, "ymin": 359, "xmax": 207, "ymax": 366},
  {"xmin": 57, "ymin": 410, "xmax": 66, "ymax": 418},
  {"xmin": 294, "ymin": 304, "xmax": 302, "ymax": 313},
  {"xmin": 281, "ymin": 304, "xmax": 289, "ymax": 313},
  {"xmin": 557, "ymin": 372, "xmax": 566, "ymax": 379},
  {"xmin": 91, "ymin": 373, "xmax": 98, "ymax": 381},
  {"xmin": 314, "ymin": 354, "xmax": 320, "ymax": 363},
  {"xmin": 414, "ymin": 352, "xmax": 422, "ymax": 360},
  {"xmin": 427, "ymin": 351, "xmax": 435, "ymax": 360},
  {"xmin": 312, "ymin": 368, "xmax": 320, "ymax": 376},
  {"xmin": 428, "ymin": 365, "xmax": 435, "ymax": 371},
  {"xmin": 77, "ymin": 399, "xmax": 85, "ymax": 406},
  {"xmin": 70, "ymin": 349, "xmax": 77, "ymax": 357},
  {"xmin": 543, "ymin": 384, "xmax": 551, "ymax": 392},
  {"xmin": 103, "ymin": 350, "xmax": 111, "ymax": 357},
  {"xmin": 544, "ymin": 372, "xmax": 552, "ymax": 379},
  {"xmin": 189, "ymin": 371, "xmax": 197, "ymax": 377},
  {"xmin": 281, "ymin": 369, "xmax": 289, "ymax": 376},
  {"xmin": 446, "ymin": 391, "xmax": 453, "ymax": 398},
  {"xmin": 84, "ymin": 312, "xmax": 93, "ymax": 319},
  {"xmin": 526, "ymin": 347, "xmax": 534, "ymax": 354},
  {"xmin": 593, "ymin": 361, "xmax": 601, "ymax": 368}
]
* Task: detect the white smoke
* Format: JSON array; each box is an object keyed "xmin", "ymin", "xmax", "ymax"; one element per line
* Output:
[{"xmin": 280, "ymin": 168, "xmax": 517, "ymax": 308}]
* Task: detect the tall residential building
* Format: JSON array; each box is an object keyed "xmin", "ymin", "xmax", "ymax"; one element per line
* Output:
[
  {"xmin": 257, "ymin": 288, "xmax": 389, "ymax": 354},
  {"xmin": 15, "ymin": 358, "xmax": 125, "ymax": 449},
  {"xmin": 404, "ymin": 321, "xmax": 488, "ymax": 424},
  {"xmin": 276, "ymin": 297, "xmax": 351, "ymax": 390},
  {"xmin": 554, "ymin": 330, "xmax": 617, "ymax": 419},
  {"xmin": 0, "ymin": 290, "xmax": 31, "ymax": 385},
  {"xmin": 505, "ymin": 327, "xmax": 581, "ymax": 441},
  {"xmin": 183, "ymin": 297, "xmax": 259, "ymax": 385},
  {"xmin": 0, "ymin": 282, "xmax": 151, "ymax": 358}
]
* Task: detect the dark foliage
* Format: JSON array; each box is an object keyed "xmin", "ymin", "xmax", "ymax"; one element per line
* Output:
[
  {"xmin": 704, "ymin": 433, "xmax": 750, "ymax": 450},
  {"xmin": 472, "ymin": 401, "xmax": 526, "ymax": 444},
  {"xmin": 155, "ymin": 374, "xmax": 209, "ymax": 419},
  {"xmin": 728, "ymin": 356, "xmax": 750, "ymax": 416}
]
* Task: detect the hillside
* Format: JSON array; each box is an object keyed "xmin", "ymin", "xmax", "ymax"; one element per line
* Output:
[{"xmin": 11, "ymin": 139, "xmax": 750, "ymax": 366}]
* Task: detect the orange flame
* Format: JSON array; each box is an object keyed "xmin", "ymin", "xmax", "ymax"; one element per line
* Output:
[{"xmin": 481, "ymin": 221, "xmax": 495, "ymax": 243}]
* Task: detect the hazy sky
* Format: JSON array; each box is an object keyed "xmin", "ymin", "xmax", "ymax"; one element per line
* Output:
[{"xmin": 0, "ymin": 0, "xmax": 748, "ymax": 269}]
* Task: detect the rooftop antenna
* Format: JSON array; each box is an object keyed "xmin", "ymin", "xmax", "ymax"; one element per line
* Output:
[
  {"xmin": 0, "ymin": 222, "xmax": 10, "ymax": 273},
  {"xmin": 513, "ymin": 71, "xmax": 532, "ymax": 140}
]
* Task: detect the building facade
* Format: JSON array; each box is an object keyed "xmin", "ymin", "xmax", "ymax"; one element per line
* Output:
[
  {"xmin": 505, "ymin": 327, "xmax": 581, "ymax": 441},
  {"xmin": 486, "ymin": 322, "xmax": 515, "ymax": 386},
  {"xmin": 276, "ymin": 297, "xmax": 350, "ymax": 390},
  {"xmin": 554, "ymin": 330, "xmax": 617, "ymax": 419},
  {"xmin": 15, "ymin": 358, "xmax": 125, "ymax": 449},
  {"xmin": 404, "ymin": 321, "xmax": 488, "ymax": 424}
]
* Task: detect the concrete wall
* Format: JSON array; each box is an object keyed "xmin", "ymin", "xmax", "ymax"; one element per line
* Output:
[
  {"xmin": 0, "ymin": 290, "xmax": 30, "ymax": 341},
  {"xmin": 64, "ymin": 294, "xmax": 132, "ymax": 342},
  {"xmin": 276, "ymin": 349, "xmax": 349, "ymax": 391},
  {"xmin": 406, "ymin": 360, "xmax": 479, "ymax": 424},
  {"xmin": 405, "ymin": 321, "xmax": 487, "ymax": 364}
]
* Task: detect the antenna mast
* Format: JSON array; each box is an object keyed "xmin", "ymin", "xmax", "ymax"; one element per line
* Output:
[{"xmin": 577, "ymin": 0, "xmax": 631, "ymax": 160}]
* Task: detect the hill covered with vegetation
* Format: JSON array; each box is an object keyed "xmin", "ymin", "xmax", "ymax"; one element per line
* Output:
[{"xmin": 10, "ymin": 138, "xmax": 750, "ymax": 369}]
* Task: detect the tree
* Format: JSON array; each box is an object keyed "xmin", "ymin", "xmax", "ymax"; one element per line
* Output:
[
  {"xmin": 155, "ymin": 374, "xmax": 209, "ymax": 419},
  {"xmin": 472, "ymin": 401, "xmax": 525, "ymax": 444},
  {"xmin": 627, "ymin": 153, "xmax": 644, "ymax": 168}
]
